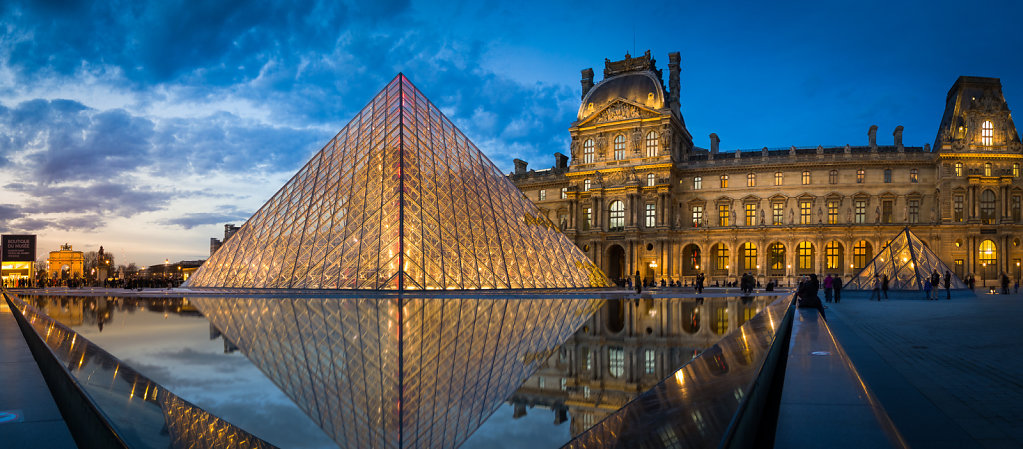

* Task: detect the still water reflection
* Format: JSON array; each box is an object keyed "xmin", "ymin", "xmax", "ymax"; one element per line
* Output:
[{"xmin": 18, "ymin": 292, "xmax": 780, "ymax": 449}]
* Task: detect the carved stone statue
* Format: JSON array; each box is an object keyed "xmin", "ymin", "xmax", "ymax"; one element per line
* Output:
[
  {"xmin": 846, "ymin": 207, "xmax": 852, "ymax": 223},
  {"xmin": 818, "ymin": 207, "xmax": 823, "ymax": 224},
  {"xmin": 868, "ymin": 125, "xmax": 878, "ymax": 148},
  {"xmin": 760, "ymin": 208, "xmax": 766, "ymax": 225},
  {"xmin": 875, "ymin": 206, "xmax": 881, "ymax": 223},
  {"xmin": 788, "ymin": 208, "xmax": 795, "ymax": 225}
]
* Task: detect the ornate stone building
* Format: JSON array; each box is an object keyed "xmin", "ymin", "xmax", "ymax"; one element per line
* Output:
[{"xmin": 510, "ymin": 51, "xmax": 1023, "ymax": 285}]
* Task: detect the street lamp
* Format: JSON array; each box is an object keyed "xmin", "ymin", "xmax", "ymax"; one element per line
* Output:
[{"xmin": 982, "ymin": 262, "xmax": 988, "ymax": 288}]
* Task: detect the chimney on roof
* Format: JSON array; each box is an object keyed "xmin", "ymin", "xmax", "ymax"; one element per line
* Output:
[
  {"xmin": 668, "ymin": 52, "xmax": 681, "ymax": 109},
  {"xmin": 581, "ymin": 68, "xmax": 594, "ymax": 100},
  {"xmin": 554, "ymin": 152, "xmax": 568, "ymax": 170},
  {"xmin": 894, "ymin": 125, "xmax": 904, "ymax": 152},
  {"xmin": 868, "ymin": 125, "xmax": 878, "ymax": 151},
  {"xmin": 710, "ymin": 133, "xmax": 720, "ymax": 154},
  {"xmin": 513, "ymin": 159, "xmax": 528, "ymax": 175}
]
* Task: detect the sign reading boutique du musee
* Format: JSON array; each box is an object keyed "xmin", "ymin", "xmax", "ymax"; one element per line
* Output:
[{"xmin": 1, "ymin": 235, "xmax": 36, "ymax": 262}]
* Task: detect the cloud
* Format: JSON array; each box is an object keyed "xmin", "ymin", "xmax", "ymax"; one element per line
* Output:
[{"xmin": 164, "ymin": 208, "xmax": 251, "ymax": 229}]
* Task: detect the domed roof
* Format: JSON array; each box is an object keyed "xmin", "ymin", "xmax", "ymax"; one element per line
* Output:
[{"xmin": 577, "ymin": 71, "xmax": 665, "ymax": 121}]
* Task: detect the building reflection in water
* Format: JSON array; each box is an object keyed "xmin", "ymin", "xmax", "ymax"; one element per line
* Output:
[
  {"xmin": 23, "ymin": 295, "xmax": 202, "ymax": 332},
  {"xmin": 5, "ymin": 293, "xmax": 276, "ymax": 449},
  {"xmin": 510, "ymin": 296, "xmax": 770, "ymax": 437}
]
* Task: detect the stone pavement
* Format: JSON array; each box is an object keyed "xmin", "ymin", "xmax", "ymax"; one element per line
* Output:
[
  {"xmin": 826, "ymin": 289, "xmax": 1023, "ymax": 449},
  {"xmin": 0, "ymin": 297, "xmax": 77, "ymax": 448}
]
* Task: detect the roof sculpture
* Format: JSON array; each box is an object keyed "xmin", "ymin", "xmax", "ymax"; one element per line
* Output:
[
  {"xmin": 185, "ymin": 74, "xmax": 608, "ymax": 290},
  {"xmin": 846, "ymin": 227, "xmax": 965, "ymax": 290}
]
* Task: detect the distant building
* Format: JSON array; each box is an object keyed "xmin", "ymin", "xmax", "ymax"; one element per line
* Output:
[
  {"xmin": 209, "ymin": 223, "xmax": 242, "ymax": 256},
  {"xmin": 47, "ymin": 243, "xmax": 85, "ymax": 279},
  {"xmin": 511, "ymin": 51, "xmax": 1023, "ymax": 285}
]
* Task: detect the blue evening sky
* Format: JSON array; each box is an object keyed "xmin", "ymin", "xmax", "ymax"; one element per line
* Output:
[{"xmin": 0, "ymin": 0, "xmax": 1020, "ymax": 265}]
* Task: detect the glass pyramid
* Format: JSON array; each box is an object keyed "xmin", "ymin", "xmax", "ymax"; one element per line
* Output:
[
  {"xmin": 185, "ymin": 74, "xmax": 608, "ymax": 290},
  {"xmin": 846, "ymin": 227, "xmax": 965, "ymax": 290},
  {"xmin": 189, "ymin": 293, "xmax": 603, "ymax": 449}
]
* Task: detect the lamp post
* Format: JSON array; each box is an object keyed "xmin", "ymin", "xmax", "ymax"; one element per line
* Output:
[{"xmin": 982, "ymin": 262, "xmax": 988, "ymax": 288}]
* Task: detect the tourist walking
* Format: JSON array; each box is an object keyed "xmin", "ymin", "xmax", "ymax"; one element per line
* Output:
[
  {"xmin": 635, "ymin": 271, "xmax": 642, "ymax": 294},
  {"xmin": 1001, "ymin": 273, "xmax": 1010, "ymax": 295},
  {"xmin": 968, "ymin": 274, "xmax": 975, "ymax": 291},
  {"xmin": 823, "ymin": 274, "xmax": 834, "ymax": 303},
  {"xmin": 923, "ymin": 279, "xmax": 932, "ymax": 300},
  {"xmin": 930, "ymin": 271, "xmax": 941, "ymax": 300},
  {"xmin": 869, "ymin": 274, "xmax": 882, "ymax": 301},
  {"xmin": 944, "ymin": 271, "xmax": 952, "ymax": 300},
  {"xmin": 833, "ymin": 276, "xmax": 842, "ymax": 303},
  {"xmin": 882, "ymin": 274, "xmax": 889, "ymax": 299}
]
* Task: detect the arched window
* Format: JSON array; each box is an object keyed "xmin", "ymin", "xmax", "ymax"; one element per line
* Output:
[
  {"xmin": 583, "ymin": 179, "xmax": 591, "ymax": 191},
  {"xmin": 768, "ymin": 243, "xmax": 786, "ymax": 273},
  {"xmin": 646, "ymin": 173, "xmax": 656, "ymax": 187},
  {"xmin": 985, "ymin": 162, "xmax": 992, "ymax": 177},
  {"xmin": 720, "ymin": 174, "xmax": 729, "ymax": 188},
  {"xmin": 613, "ymin": 135, "xmax": 626, "ymax": 160},
  {"xmin": 853, "ymin": 240, "xmax": 872, "ymax": 270},
  {"xmin": 742, "ymin": 242, "xmax": 757, "ymax": 271},
  {"xmin": 954, "ymin": 162, "xmax": 963, "ymax": 177},
  {"xmin": 693, "ymin": 176, "xmax": 702, "ymax": 189},
  {"xmin": 980, "ymin": 189, "xmax": 996, "ymax": 224},
  {"xmin": 910, "ymin": 169, "xmax": 919, "ymax": 183},
  {"xmin": 747, "ymin": 172, "xmax": 756, "ymax": 187},
  {"xmin": 801, "ymin": 170, "xmax": 811, "ymax": 185},
  {"xmin": 583, "ymin": 138, "xmax": 595, "ymax": 163},
  {"xmin": 981, "ymin": 120, "xmax": 994, "ymax": 146},
  {"xmin": 609, "ymin": 200, "xmax": 625, "ymax": 231},
  {"xmin": 798, "ymin": 242, "xmax": 814, "ymax": 271},
  {"xmin": 645, "ymin": 131, "xmax": 659, "ymax": 157},
  {"xmin": 829, "ymin": 170, "xmax": 838, "ymax": 184},
  {"xmin": 979, "ymin": 239, "xmax": 997, "ymax": 266},
  {"xmin": 825, "ymin": 241, "xmax": 843, "ymax": 270}
]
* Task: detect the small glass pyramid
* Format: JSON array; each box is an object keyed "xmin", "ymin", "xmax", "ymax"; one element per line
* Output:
[
  {"xmin": 185, "ymin": 74, "xmax": 608, "ymax": 290},
  {"xmin": 846, "ymin": 227, "xmax": 965, "ymax": 290}
]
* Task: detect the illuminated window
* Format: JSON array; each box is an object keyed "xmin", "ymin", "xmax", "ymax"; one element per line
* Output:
[
  {"xmin": 692, "ymin": 205, "xmax": 703, "ymax": 227},
  {"xmin": 718, "ymin": 204, "xmax": 730, "ymax": 227},
  {"xmin": 884, "ymin": 169, "xmax": 892, "ymax": 183},
  {"xmin": 798, "ymin": 242, "xmax": 814, "ymax": 271},
  {"xmin": 772, "ymin": 203, "xmax": 784, "ymax": 225},
  {"xmin": 769, "ymin": 243, "xmax": 785, "ymax": 270},
  {"xmin": 910, "ymin": 169, "xmax": 918, "ymax": 183},
  {"xmin": 979, "ymin": 239, "xmax": 997, "ymax": 265},
  {"xmin": 908, "ymin": 199, "xmax": 919, "ymax": 223},
  {"xmin": 853, "ymin": 241, "xmax": 871, "ymax": 269},
  {"xmin": 538, "ymin": 189, "xmax": 546, "ymax": 201},
  {"xmin": 609, "ymin": 346, "xmax": 625, "ymax": 377},
  {"xmin": 609, "ymin": 200, "xmax": 625, "ymax": 231},
  {"xmin": 747, "ymin": 173, "xmax": 756, "ymax": 187},
  {"xmin": 560, "ymin": 187, "xmax": 568, "ymax": 199},
  {"xmin": 985, "ymin": 162, "xmax": 992, "ymax": 177},
  {"xmin": 827, "ymin": 200, "xmax": 839, "ymax": 224},
  {"xmin": 745, "ymin": 203, "xmax": 756, "ymax": 226},
  {"xmin": 583, "ymin": 138, "xmax": 595, "ymax": 163},
  {"xmin": 715, "ymin": 244, "xmax": 729, "ymax": 271},
  {"xmin": 647, "ymin": 173, "xmax": 656, "ymax": 187},
  {"xmin": 693, "ymin": 176, "xmax": 702, "ymax": 190},
  {"xmin": 720, "ymin": 174, "xmax": 729, "ymax": 188},
  {"xmin": 742, "ymin": 242, "xmax": 757, "ymax": 270},
  {"xmin": 954, "ymin": 162, "xmax": 963, "ymax": 176},
  {"xmin": 799, "ymin": 200, "xmax": 812, "ymax": 224},
  {"xmin": 801, "ymin": 171, "xmax": 811, "ymax": 185},
  {"xmin": 855, "ymin": 200, "xmax": 866, "ymax": 224},
  {"xmin": 981, "ymin": 189, "xmax": 996, "ymax": 224},
  {"xmin": 646, "ymin": 131, "xmax": 659, "ymax": 157},
  {"xmin": 856, "ymin": 169, "xmax": 864, "ymax": 183},
  {"xmin": 981, "ymin": 120, "xmax": 993, "ymax": 146},
  {"xmin": 614, "ymin": 134, "xmax": 626, "ymax": 160},
  {"xmin": 829, "ymin": 170, "xmax": 838, "ymax": 184},
  {"xmin": 1015, "ymin": 163, "xmax": 1020, "ymax": 178},
  {"xmin": 882, "ymin": 200, "xmax": 893, "ymax": 223},
  {"xmin": 645, "ymin": 203, "xmax": 656, "ymax": 228},
  {"xmin": 825, "ymin": 241, "xmax": 841, "ymax": 270},
  {"xmin": 583, "ymin": 179, "xmax": 591, "ymax": 191},
  {"xmin": 774, "ymin": 172, "xmax": 783, "ymax": 186},
  {"xmin": 644, "ymin": 349, "xmax": 655, "ymax": 374}
]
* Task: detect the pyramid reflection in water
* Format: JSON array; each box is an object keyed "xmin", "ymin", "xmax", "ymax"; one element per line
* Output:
[
  {"xmin": 846, "ymin": 227, "xmax": 965, "ymax": 290},
  {"xmin": 185, "ymin": 74, "xmax": 607, "ymax": 290},
  {"xmin": 190, "ymin": 293, "xmax": 603, "ymax": 449}
]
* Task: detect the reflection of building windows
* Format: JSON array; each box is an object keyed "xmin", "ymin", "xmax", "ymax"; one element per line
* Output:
[
  {"xmin": 985, "ymin": 162, "xmax": 992, "ymax": 177},
  {"xmin": 693, "ymin": 176, "xmax": 702, "ymax": 189},
  {"xmin": 772, "ymin": 203, "xmax": 784, "ymax": 225},
  {"xmin": 647, "ymin": 173, "xmax": 656, "ymax": 187},
  {"xmin": 1015, "ymin": 163, "xmax": 1020, "ymax": 178},
  {"xmin": 742, "ymin": 242, "xmax": 757, "ymax": 270},
  {"xmin": 644, "ymin": 349, "xmax": 655, "ymax": 374},
  {"xmin": 583, "ymin": 179, "xmax": 591, "ymax": 191},
  {"xmin": 954, "ymin": 162, "xmax": 963, "ymax": 176},
  {"xmin": 745, "ymin": 203, "xmax": 756, "ymax": 226},
  {"xmin": 981, "ymin": 120, "xmax": 993, "ymax": 146},
  {"xmin": 801, "ymin": 171, "xmax": 811, "ymax": 185},
  {"xmin": 718, "ymin": 204, "xmax": 730, "ymax": 227},
  {"xmin": 910, "ymin": 169, "xmax": 919, "ymax": 183},
  {"xmin": 799, "ymin": 200, "xmax": 812, "ymax": 224},
  {"xmin": 855, "ymin": 200, "xmax": 866, "ymax": 224},
  {"xmin": 857, "ymin": 169, "xmax": 865, "ymax": 183},
  {"xmin": 825, "ymin": 241, "xmax": 841, "ymax": 270},
  {"xmin": 692, "ymin": 205, "xmax": 703, "ymax": 227},
  {"xmin": 645, "ymin": 203, "xmax": 656, "ymax": 228},
  {"xmin": 798, "ymin": 242, "xmax": 814, "ymax": 271},
  {"xmin": 908, "ymin": 199, "xmax": 919, "ymax": 223},
  {"xmin": 538, "ymin": 189, "xmax": 546, "ymax": 201},
  {"xmin": 720, "ymin": 174, "xmax": 729, "ymax": 188},
  {"xmin": 953, "ymin": 195, "xmax": 964, "ymax": 222},
  {"xmin": 584, "ymin": 207, "xmax": 592, "ymax": 230},
  {"xmin": 609, "ymin": 200, "xmax": 625, "ymax": 231},
  {"xmin": 827, "ymin": 200, "xmax": 838, "ymax": 224},
  {"xmin": 774, "ymin": 172, "xmax": 783, "ymax": 186},
  {"xmin": 981, "ymin": 190, "xmax": 996, "ymax": 224},
  {"xmin": 884, "ymin": 169, "xmax": 892, "ymax": 183},
  {"xmin": 609, "ymin": 346, "xmax": 625, "ymax": 378},
  {"xmin": 853, "ymin": 241, "xmax": 870, "ymax": 269},
  {"xmin": 585, "ymin": 350, "xmax": 592, "ymax": 371},
  {"xmin": 769, "ymin": 243, "xmax": 785, "ymax": 270},
  {"xmin": 560, "ymin": 187, "xmax": 567, "ymax": 199},
  {"xmin": 613, "ymin": 134, "xmax": 626, "ymax": 160},
  {"xmin": 829, "ymin": 170, "xmax": 838, "ymax": 184},
  {"xmin": 645, "ymin": 131, "xmax": 659, "ymax": 157},
  {"xmin": 882, "ymin": 200, "xmax": 893, "ymax": 223},
  {"xmin": 583, "ymin": 138, "xmax": 595, "ymax": 163},
  {"xmin": 747, "ymin": 173, "xmax": 756, "ymax": 187}
]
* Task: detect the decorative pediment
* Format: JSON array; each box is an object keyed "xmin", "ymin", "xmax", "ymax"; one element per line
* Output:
[{"xmin": 581, "ymin": 99, "xmax": 662, "ymax": 126}]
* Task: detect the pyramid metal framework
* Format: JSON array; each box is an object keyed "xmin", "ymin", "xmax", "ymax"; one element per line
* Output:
[
  {"xmin": 846, "ymin": 227, "xmax": 965, "ymax": 290},
  {"xmin": 189, "ymin": 293, "xmax": 603, "ymax": 449},
  {"xmin": 185, "ymin": 74, "xmax": 607, "ymax": 290}
]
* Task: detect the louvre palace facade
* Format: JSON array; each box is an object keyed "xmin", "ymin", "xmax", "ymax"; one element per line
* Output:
[{"xmin": 510, "ymin": 50, "xmax": 1023, "ymax": 285}]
